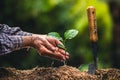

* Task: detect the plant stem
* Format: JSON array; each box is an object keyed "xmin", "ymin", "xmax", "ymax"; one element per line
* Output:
[{"xmin": 63, "ymin": 39, "xmax": 67, "ymax": 65}]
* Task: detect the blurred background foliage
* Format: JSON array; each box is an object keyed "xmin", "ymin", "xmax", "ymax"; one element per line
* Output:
[{"xmin": 0, "ymin": 0, "xmax": 119, "ymax": 69}]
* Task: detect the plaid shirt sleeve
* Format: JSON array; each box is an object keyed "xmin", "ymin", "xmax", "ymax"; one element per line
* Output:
[
  {"xmin": 0, "ymin": 24, "xmax": 32, "ymax": 36},
  {"xmin": 0, "ymin": 24, "xmax": 32, "ymax": 55}
]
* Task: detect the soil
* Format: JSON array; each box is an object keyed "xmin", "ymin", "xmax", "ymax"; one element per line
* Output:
[{"xmin": 0, "ymin": 65, "xmax": 119, "ymax": 80}]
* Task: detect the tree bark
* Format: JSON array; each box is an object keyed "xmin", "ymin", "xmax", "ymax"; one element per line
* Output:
[{"xmin": 109, "ymin": 1, "xmax": 120, "ymax": 68}]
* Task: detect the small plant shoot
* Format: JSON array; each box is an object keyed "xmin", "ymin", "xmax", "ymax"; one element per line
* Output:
[
  {"xmin": 64, "ymin": 29, "xmax": 79, "ymax": 40},
  {"xmin": 48, "ymin": 32, "xmax": 63, "ymax": 41},
  {"xmin": 48, "ymin": 29, "xmax": 79, "ymax": 65}
]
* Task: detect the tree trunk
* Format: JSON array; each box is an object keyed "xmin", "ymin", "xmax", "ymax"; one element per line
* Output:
[{"xmin": 109, "ymin": 1, "xmax": 120, "ymax": 68}]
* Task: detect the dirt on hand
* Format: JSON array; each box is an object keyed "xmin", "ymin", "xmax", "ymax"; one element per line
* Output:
[{"xmin": 0, "ymin": 65, "xmax": 120, "ymax": 80}]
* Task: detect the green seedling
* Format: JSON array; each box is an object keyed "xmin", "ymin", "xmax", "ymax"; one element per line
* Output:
[{"xmin": 48, "ymin": 29, "xmax": 79, "ymax": 65}]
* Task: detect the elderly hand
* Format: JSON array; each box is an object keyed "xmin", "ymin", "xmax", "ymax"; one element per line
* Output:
[{"xmin": 22, "ymin": 34, "xmax": 69, "ymax": 61}]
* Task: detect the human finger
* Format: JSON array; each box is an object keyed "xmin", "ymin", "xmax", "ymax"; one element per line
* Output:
[
  {"xmin": 38, "ymin": 45, "xmax": 66, "ymax": 60},
  {"xmin": 58, "ymin": 48, "xmax": 69, "ymax": 56},
  {"xmin": 38, "ymin": 45, "xmax": 53, "ymax": 56},
  {"xmin": 43, "ymin": 39, "xmax": 56, "ymax": 51},
  {"xmin": 46, "ymin": 37, "xmax": 63, "ymax": 47},
  {"xmin": 54, "ymin": 47, "xmax": 69, "ymax": 60},
  {"xmin": 58, "ymin": 48, "xmax": 69, "ymax": 59}
]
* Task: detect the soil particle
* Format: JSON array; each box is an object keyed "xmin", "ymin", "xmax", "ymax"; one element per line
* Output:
[{"xmin": 0, "ymin": 65, "xmax": 119, "ymax": 80}]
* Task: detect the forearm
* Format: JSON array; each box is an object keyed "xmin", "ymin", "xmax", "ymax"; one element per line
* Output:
[
  {"xmin": 22, "ymin": 36, "xmax": 34, "ymax": 48},
  {"xmin": 0, "ymin": 34, "xmax": 35, "ymax": 55},
  {"xmin": 22, "ymin": 34, "xmax": 44, "ymax": 48},
  {"xmin": 0, "ymin": 30, "xmax": 43, "ymax": 54}
]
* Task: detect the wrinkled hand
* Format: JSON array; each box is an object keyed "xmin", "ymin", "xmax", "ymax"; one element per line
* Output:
[{"xmin": 32, "ymin": 35, "xmax": 69, "ymax": 61}]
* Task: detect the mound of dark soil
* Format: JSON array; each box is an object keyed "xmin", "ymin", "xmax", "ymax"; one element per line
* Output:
[{"xmin": 0, "ymin": 65, "xmax": 119, "ymax": 80}]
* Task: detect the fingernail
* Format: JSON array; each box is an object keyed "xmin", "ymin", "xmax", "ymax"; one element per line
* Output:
[
  {"xmin": 52, "ymin": 47, "xmax": 55, "ymax": 51},
  {"xmin": 66, "ymin": 56, "xmax": 69, "ymax": 59},
  {"xmin": 65, "ymin": 52, "xmax": 69, "ymax": 55}
]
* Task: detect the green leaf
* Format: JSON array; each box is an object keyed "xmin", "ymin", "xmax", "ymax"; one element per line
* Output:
[
  {"xmin": 48, "ymin": 32, "xmax": 63, "ymax": 41},
  {"xmin": 78, "ymin": 64, "xmax": 88, "ymax": 71},
  {"xmin": 57, "ymin": 44, "xmax": 66, "ymax": 50},
  {"xmin": 64, "ymin": 29, "xmax": 79, "ymax": 40}
]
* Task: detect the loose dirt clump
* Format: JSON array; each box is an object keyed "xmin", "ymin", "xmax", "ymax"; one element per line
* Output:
[{"xmin": 0, "ymin": 65, "xmax": 119, "ymax": 80}]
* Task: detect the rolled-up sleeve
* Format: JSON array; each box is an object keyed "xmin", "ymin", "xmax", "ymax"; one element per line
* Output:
[
  {"xmin": 0, "ymin": 24, "xmax": 32, "ymax": 55},
  {"xmin": 0, "ymin": 33, "xmax": 23, "ymax": 55}
]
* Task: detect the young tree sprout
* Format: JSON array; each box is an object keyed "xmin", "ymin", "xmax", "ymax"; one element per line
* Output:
[{"xmin": 48, "ymin": 29, "xmax": 79, "ymax": 65}]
